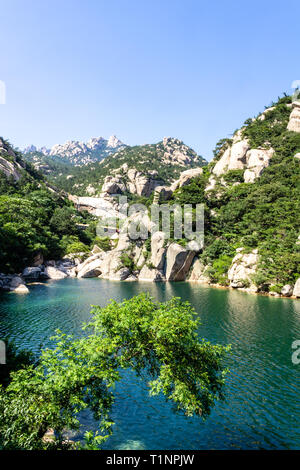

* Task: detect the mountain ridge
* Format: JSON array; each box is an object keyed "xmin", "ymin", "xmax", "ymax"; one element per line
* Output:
[{"xmin": 23, "ymin": 134, "xmax": 126, "ymax": 166}]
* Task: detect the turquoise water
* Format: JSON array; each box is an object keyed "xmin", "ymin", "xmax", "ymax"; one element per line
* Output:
[{"xmin": 0, "ymin": 278, "xmax": 300, "ymax": 450}]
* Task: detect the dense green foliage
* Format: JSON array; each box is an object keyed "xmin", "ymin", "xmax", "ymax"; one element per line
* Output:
[
  {"xmin": 0, "ymin": 142, "xmax": 98, "ymax": 272},
  {"xmin": 173, "ymin": 96, "xmax": 300, "ymax": 288},
  {"xmin": 0, "ymin": 294, "xmax": 229, "ymax": 450},
  {"xmin": 43, "ymin": 140, "xmax": 207, "ymax": 196}
]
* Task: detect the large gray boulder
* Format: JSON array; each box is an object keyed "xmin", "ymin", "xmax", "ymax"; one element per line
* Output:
[
  {"xmin": 281, "ymin": 284, "xmax": 293, "ymax": 297},
  {"xmin": 213, "ymin": 131, "xmax": 249, "ymax": 177},
  {"xmin": 171, "ymin": 168, "xmax": 203, "ymax": 191},
  {"xmin": 138, "ymin": 265, "xmax": 165, "ymax": 281},
  {"xmin": 243, "ymin": 148, "xmax": 274, "ymax": 183},
  {"xmin": 287, "ymin": 101, "xmax": 300, "ymax": 133},
  {"xmin": 150, "ymin": 231, "xmax": 166, "ymax": 270},
  {"xmin": 22, "ymin": 267, "xmax": 41, "ymax": 279},
  {"xmin": 165, "ymin": 243, "xmax": 196, "ymax": 281},
  {"xmin": 109, "ymin": 267, "xmax": 131, "ymax": 281},
  {"xmin": 98, "ymin": 251, "xmax": 122, "ymax": 279},
  {"xmin": 77, "ymin": 253, "xmax": 103, "ymax": 278},
  {"xmin": 228, "ymin": 249, "xmax": 258, "ymax": 288},
  {"xmin": 293, "ymin": 279, "xmax": 300, "ymax": 297},
  {"xmin": 188, "ymin": 258, "xmax": 210, "ymax": 283},
  {"xmin": 44, "ymin": 266, "xmax": 68, "ymax": 280},
  {"xmin": 9, "ymin": 276, "xmax": 29, "ymax": 294}
]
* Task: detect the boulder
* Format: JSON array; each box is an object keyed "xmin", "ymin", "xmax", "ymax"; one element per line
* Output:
[
  {"xmin": 152, "ymin": 186, "xmax": 173, "ymax": 203},
  {"xmin": 109, "ymin": 267, "xmax": 130, "ymax": 281},
  {"xmin": 98, "ymin": 251, "xmax": 122, "ymax": 279},
  {"xmin": 171, "ymin": 168, "xmax": 204, "ymax": 191},
  {"xmin": 227, "ymin": 139, "xmax": 249, "ymax": 170},
  {"xmin": 124, "ymin": 275, "xmax": 138, "ymax": 281},
  {"xmin": 150, "ymin": 231, "xmax": 166, "ymax": 270},
  {"xmin": 227, "ymin": 249, "xmax": 258, "ymax": 288},
  {"xmin": 281, "ymin": 284, "xmax": 293, "ymax": 297},
  {"xmin": 188, "ymin": 259, "xmax": 210, "ymax": 283},
  {"xmin": 165, "ymin": 243, "xmax": 196, "ymax": 281},
  {"xmin": 135, "ymin": 174, "xmax": 164, "ymax": 197},
  {"xmin": 45, "ymin": 260, "xmax": 56, "ymax": 267},
  {"xmin": 67, "ymin": 267, "xmax": 77, "ymax": 278},
  {"xmin": 0, "ymin": 156, "xmax": 22, "ymax": 181},
  {"xmin": 11, "ymin": 284, "xmax": 29, "ymax": 294},
  {"xmin": 138, "ymin": 265, "xmax": 165, "ymax": 281},
  {"xmin": 77, "ymin": 254, "xmax": 103, "ymax": 278},
  {"xmin": 293, "ymin": 278, "xmax": 300, "ymax": 297},
  {"xmin": 9, "ymin": 276, "xmax": 24, "ymax": 288},
  {"xmin": 22, "ymin": 267, "xmax": 41, "ymax": 279},
  {"xmin": 243, "ymin": 148, "xmax": 274, "ymax": 183},
  {"xmin": 44, "ymin": 266, "xmax": 68, "ymax": 280},
  {"xmin": 287, "ymin": 101, "xmax": 300, "ymax": 133}
]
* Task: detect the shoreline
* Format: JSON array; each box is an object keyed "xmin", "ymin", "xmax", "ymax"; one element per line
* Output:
[{"xmin": 1, "ymin": 273, "xmax": 299, "ymax": 301}]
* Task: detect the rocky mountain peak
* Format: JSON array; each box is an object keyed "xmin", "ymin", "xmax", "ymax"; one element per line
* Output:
[{"xmin": 23, "ymin": 135, "xmax": 126, "ymax": 166}]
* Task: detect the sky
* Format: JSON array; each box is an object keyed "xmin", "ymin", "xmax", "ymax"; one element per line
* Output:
[{"xmin": 0, "ymin": 0, "xmax": 299, "ymax": 160}]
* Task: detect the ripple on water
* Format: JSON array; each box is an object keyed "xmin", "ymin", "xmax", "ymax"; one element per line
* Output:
[{"xmin": 0, "ymin": 278, "xmax": 299, "ymax": 449}]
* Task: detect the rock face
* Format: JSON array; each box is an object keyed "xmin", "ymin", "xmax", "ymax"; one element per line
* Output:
[
  {"xmin": 243, "ymin": 148, "xmax": 274, "ymax": 183},
  {"xmin": 188, "ymin": 259, "xmax": 210, "ymax": 283},
  {"xmin": 293, "ymin": 279, "xmax": 300, "ymax": 297},
  {"xmin": 227, "ymin": 249, "xmax": 258, "ymax": 289},
  {"xmin": 281, "ymin": 284, "xmax": 293, "ymax": 297},
  {"xmin": 287, "ymin": 101, "xmax": 300, "ymax": 133},
  {"xmin": 171, "ymin": 167, "xmax": 203, "ymax": 191},
  {"xmin": 12, "ymin": 284, "xmax": 29, "ymax": 294},
  {"xmin": 150, "ymin": 231, "xmax": 166, "ymax": 270},
  {"xmin": 22, "ymin": 267, "xmax": 41, "ymax": 279},
  {"xmin": 101, "ymin": 168, "xmax": 164, "ymax": 198},
  {"xmin": 44, "ymin": 266, "xmax": 68, "ymax": 280},
  {"xmin": 77, "ymin": 255, "xmax": 103, "ymax": 278},
  {"xmin": 213, "ymin": 131, "xmax": 249, "ymax": 177},
  {"xmin": 138, "ymin": 265, "xmax": 165, "ymax": 281},
  {"xmin": 210, "ymin": 129, "xmax": 274, "ymax": 184},
  {"xmin": 98, "ymin": 251, "xmax": 123, "ymax": 280},
  {"xmin": 165, "ymin": 243, "xmax": 196, "ymax": 281},
  {"xmin": 0, "ymin": 156, "xmax": 22, "ymax": 181},
  {"xmin": 24, "ymin": 135, "xmax": 126, "ymax": 165},
  {"xmin": 0, "ymin": 275, "xmax": 29, "ymax": 294}
]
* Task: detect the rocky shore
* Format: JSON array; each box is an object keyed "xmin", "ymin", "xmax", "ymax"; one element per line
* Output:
[{"xmin": 1, "ymin": 241, "xmax": 299, "ymax": 299}]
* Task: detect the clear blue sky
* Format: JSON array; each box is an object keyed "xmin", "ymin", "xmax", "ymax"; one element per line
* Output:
[{"xmin": 0, "ymin": 0, "xmax": 299, "ymax": 160}]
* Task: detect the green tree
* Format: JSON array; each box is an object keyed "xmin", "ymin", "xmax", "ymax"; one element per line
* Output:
[{"xmin": 0, "ymin": 294, "xmax": 229, "ymax": 450}]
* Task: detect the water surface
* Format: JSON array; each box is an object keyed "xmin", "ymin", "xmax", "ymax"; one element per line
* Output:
[{"xmin": 0, "ymin": 278, "xmax": 299, "ymax": 450}]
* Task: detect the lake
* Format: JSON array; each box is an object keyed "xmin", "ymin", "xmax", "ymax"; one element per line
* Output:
[{"xmin": 0, "ymin": 278, "xmax": 299, "ymax": 450}]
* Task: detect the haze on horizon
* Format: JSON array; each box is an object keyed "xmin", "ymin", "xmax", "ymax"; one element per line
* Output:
[{"xmin": 0, "ymin": 0, "xmax": 299, "ymax": 161}]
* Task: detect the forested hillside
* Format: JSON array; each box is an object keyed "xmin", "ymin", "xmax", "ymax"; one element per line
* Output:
[
  {"xmin": 45, "ymin": 137, "xmax": 207, "ymax": 195},
  {"xmin": 0, "ymin": 138, "xmax": 98, "ymax": 273},
  {"xmin": 171, "ymin": 95, "xmax": 300, "ymax": 291}
]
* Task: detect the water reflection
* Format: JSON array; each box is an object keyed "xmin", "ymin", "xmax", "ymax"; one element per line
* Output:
[{"xmin": 0, "ymin": 278, "xmax": 299, "ymax": 449}]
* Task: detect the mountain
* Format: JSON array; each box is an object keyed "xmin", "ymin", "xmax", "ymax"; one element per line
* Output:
[
  {"xmin": 1, "ymin": 93, "xmax": 299, "ymax": 298},
  {"xmin": 23, "ymin": 135, "xmax": 126, "ymax": 166},
  {"xmin": 49, "ymin": 137, "xmax": 207, "ymax": 196},
  {"xmin": 0, "ymin": 137, "xmax": 98, "ymax": 275},
  {"xmin": 65, "ymin": 94, "xmax": 300, "ymax": 298}
]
